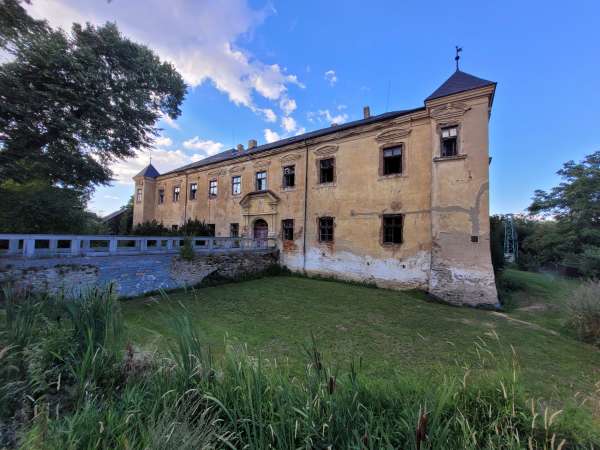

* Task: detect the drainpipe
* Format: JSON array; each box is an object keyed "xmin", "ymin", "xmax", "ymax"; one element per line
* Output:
[
  {"xmin": 302, "ymin": 139, "xmax": 309, "ymax": 272},
  {"xmin": 183, "ymin": 173, "xmax": 188, "ymax": 226}
]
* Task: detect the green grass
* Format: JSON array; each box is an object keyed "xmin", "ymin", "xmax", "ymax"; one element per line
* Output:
[{"xmin": 121, "ymin": 270, "xmax": 600, "ymax": 406}]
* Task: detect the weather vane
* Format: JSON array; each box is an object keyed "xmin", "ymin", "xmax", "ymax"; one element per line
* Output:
[{"xmin": 455, "ymin": 46, "xmax": 463, "ymax": 71}]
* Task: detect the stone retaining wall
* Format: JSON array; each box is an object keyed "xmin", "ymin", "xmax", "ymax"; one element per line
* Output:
[{"xmin": 0, "ymin": 250, "xmax": 278, "ymax": 298}]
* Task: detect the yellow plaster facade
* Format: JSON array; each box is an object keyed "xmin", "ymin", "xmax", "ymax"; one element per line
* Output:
[{"xmin": 133, "ymin": 70, "xmax": 499, "ymax": 306}]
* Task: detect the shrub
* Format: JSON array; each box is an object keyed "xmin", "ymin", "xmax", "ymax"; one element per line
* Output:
[
  {"xmin": 179, "ymin": 236, "xmax": 195, "ymax": 261},
  {"xmin": 132, "ymin": 219, "xmax": 170, "ymax": 236},
  {"xmin": 567, "ymin": 280, "xmax": 600, "ymax": 346}
]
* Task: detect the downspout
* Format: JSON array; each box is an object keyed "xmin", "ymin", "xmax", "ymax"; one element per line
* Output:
[
  {"xmin": 183, "ymin": 173, "xmax": 188, "ymax": 226},
  {"xmin": 302, "ymin": 139, "xmax": 309, "ymax": 272}
]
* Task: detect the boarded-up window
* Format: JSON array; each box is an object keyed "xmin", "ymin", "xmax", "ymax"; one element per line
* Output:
[
  {"xmin": 382, "ymin": 214, "xmax": 403, "ymax": 244},
  {"xmin": 319, "ymin": 158, "xmax": 335, "ymax": 184},
  {"xmin": 319, "ymin": 217, "xmax": 334, "ymax": 242},
  {"xmin": 383, "ymin": 145, "xmax": 402, "ymax": 175},
  {"xmin": 282, "ymin": 219, "xmax": 294, "ymax": 240},
  {"xmin": 441, "ymin": 126, "xmax": 458, "ymax": 157},
  {"xmin": 283, "ymin": 165, "xmax": 295, "ymax": 188}
]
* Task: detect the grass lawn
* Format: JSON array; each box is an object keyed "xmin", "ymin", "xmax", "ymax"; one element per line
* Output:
[{"xmin": 121, "ymin": 270, "xmax": 600, "ymax": 406}]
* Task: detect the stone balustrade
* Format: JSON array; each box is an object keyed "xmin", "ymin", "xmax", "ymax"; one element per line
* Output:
[{"xmin": 0, "ymin": 234, "xmax": 276, "ymax": 259}]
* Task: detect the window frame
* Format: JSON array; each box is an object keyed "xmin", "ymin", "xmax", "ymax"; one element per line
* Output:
[
  {"xmin": 230, "ymin": 223, "xmax": 239, "ymax": 238},
  {"xmin": 381, "ymin": 214, "xmax": 404, "ymax": 246},
  {"xmin": 189, "ymin": 182, "xmax": 198, "ymax": 201},
  {"xmin": 381, "ymin": 144, "xmax": 404, "ymax": 176},
  {"xmin": 173, "ymin": 185, "xmax": 180, "ymax": 203},
  {"xmin": 318, "ymin": 158, "xmax": 335, "ymax": 184},
  {"xmin": 136, "ymin": 188, "xmax": 142, "ymax": 203},
  {"xmin": 440, "ymin": 126, "xmax": 459, "ymax": 158},
  {"xmin": 255, "ymin": 170, "xmax": 267, "ymax": 191},
  {"xmin": 282, "ymin": 165, "xmax": 295, "ymax": 188},
  {"xmin": 231, "ymin": 175, "xmax": 241, "ymax": 195},
  {"xmin": 318, "ymin": 216, "xmax": 335, "ymax": 243},
  {"xmin": 208, "ymin": 179, "xmax": 218, "ymax": 197},
  {"xmin": 282, "ymin": 219, "xmax": 294, "ymax": 241},
  {"xmin": 157, "ymin": 188, "xmax": 165, "ymax": 204}
]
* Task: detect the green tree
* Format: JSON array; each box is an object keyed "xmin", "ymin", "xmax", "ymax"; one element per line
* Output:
[
  {"xmin": 527, "ymin": 151, "xmax": 600, "ymax": 276},
  {"xmin": 0, "ymin": 0, "xmax": 186, "ymax": 188}
]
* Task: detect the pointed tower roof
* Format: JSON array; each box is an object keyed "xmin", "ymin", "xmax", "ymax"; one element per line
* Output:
[
  {"xmin": 426, "ymin": 70, "xmax": 495, "ymax": 102},
  {"xmin": 134, "ymin": 163, "xmax": 160, "ymax": 179}
]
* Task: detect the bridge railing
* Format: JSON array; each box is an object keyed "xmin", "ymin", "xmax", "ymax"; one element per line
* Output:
[{"xmin": 0, "ymin": 234, "xmax": 277, "ymax": 258}]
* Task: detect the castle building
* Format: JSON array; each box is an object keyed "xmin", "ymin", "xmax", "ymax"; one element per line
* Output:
[{"xmin": 133, "ymin": 70, "xmax": 498, "ymax": 306}]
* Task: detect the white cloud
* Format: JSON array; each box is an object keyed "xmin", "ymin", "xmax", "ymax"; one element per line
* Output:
[
  {"xmin": 281, "ymin": 116, "xmax": 297, "ymax": 133},
  {"xmin": 111, "ymin": 148, "xmax": 197, "ymax": 185},
  {"xmin": 182, "ymin": 136, "xmax": 224, "ymax": 157},
  {"xmin": 294, "ymin": 127, "xmax": 306, "ymax": 136},
  {"xmin": 160, "ymin": 113, "xmax": 180, "ymax": 130},
  {"xmin": 279, "ymin": 97, "xmax": 297, "ymax": 116},
  {"xmin": 154, "ymin": 136, "xmax": 173, "ymax": 147},
  {"xmin": 26, "ymin": 0, "xmax": 302, "ymax": 121},
  {"xmin": 308, "ymin": 109, "xmax": 349, "ymax": 125},
  {"xmin": 258, "ymin": 108, "xmax": 277, "ymax": 123},
  {"xmin": 324, "ymin": 69, "xmax": 337, "ymax": 86},
  {"xmin": 263, "ymin": 128, "xmax": 281, "ymax": 143}
]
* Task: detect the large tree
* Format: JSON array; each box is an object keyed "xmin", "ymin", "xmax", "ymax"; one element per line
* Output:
[
  {"xmin": 0, "ymin": 0, "xmax": 187, "ymax": 189},
  {"xmin": 527, "ymin": 151, "xmax": 600, "ymax": 276}
]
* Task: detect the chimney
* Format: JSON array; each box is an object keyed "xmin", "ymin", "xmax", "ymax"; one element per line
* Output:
[
  {"xmin": 331, "ymin": 122, "xmax": 338, "ymax": 127},
  {"xmin": 248, "ymin": 139, "xmax": 257, "ymax": 149},
  {"xmin": 363, "ymin": 106, "xmax": 371, "ymax": 119},
  {"xmin": 236, "ymin": 144, "xmax": 244, "ymax": 152}
]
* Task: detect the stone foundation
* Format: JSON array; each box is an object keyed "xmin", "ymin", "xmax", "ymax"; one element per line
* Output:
[{"xmin": 0, "ymin": 250, "xmax": 278, "ymax": 298}]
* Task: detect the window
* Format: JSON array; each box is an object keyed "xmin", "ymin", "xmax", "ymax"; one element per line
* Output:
[
  {"xmin": 230, "ymin": 223, "xmax": 239, "ymax": 237},
  {"xmin": 209, "ymin": 179, "xmax": 218, "ymax": 196},
  {"xmin": 319, "ymin": 217, "xmax": 334, "ymax": 242},
  {"xmin": 282, "ymin": 219, "xmax": 294, "ymax": 240},
  {"xmin": 136, "ymin": 188, "xmax": 142, "ymax": 202},
  {"xmin": 171, "ymin": 224, "xmax": 178, "ymax": 231},
  {"xmin": 207, "ymin": 224, "xmax": 216, "ymax": 236},
  {"xmin": 471, "ymin": 235, "xmax": 479, "ymax": 243},
  {"xmin": 319, "ymin": 158, "xmax": 335, "ymax": 184},
  {"xmin": 383, "ymin": 145, "xmax": 403, "ymax": 175},
  {"xmin": 282, "ymin": 165, "xmax": 295, "ymax": 188},
  {"xmin": 232, "ymin": 176, "xmax": 241, "ymax": 195},
  {"xmin": 382, "ymin": 215, "xmax": 403, "ymax": 244},
  {"xmin": 256, "ymin": 171, "xmax": 267, "ymax": 191},
  {"xmin": 441, "ymin": 126, "xmax": 458, "ymax": 157},
  {"xmin": 158, "ymin": 189, "xmax": 164, "ymax": 204},
  {"xmin": 189, "ymin": 183, "xmax": 197, "ymax": 200},
  {"xmin": 173, "ymin": 186, "xmax": 180, "ymax": 202}
]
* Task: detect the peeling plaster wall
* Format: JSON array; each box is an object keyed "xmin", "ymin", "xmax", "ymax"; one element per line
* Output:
[{"xmin": 133, "ymin": 85, "xmax": 499, "ymax": 306}]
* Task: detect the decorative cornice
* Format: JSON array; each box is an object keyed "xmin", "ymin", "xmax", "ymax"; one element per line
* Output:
[
  {"xmin": 239, "ymin": 189, "xmax": 280, "ymax": 208},
  {"xmin": 313, "ymin": 145, "xmax": 338, "ymax": 156},
  {"xmin": 280, "ymin": 153, "xmax": 302, "ymax": 163},
  {"xmin": 229, "ymin": 166, "xmax": 245, "ymax": 174},
  {"xmin": 253, "ymin": 159, "xmax": 271, "ymax": 169},
  {"xmin": 375, "ymin": 127, "xmax": 411, "ymax": 143},
  {"xmin": 207, "ymin": 168, "xmax": 227, "ymax": 177},
  {"xmin": 430, "ymin": 102, "xmax": 470, "ymax": 120}
]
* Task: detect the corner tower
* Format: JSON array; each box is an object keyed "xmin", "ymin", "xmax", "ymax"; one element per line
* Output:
[
  {"xmin": 132, "ymin": 163, "xmax": 159, "ymax": 226},
  {"xmin": 425, "ymin": 70, "xmax": 499, "ymax": 307}
]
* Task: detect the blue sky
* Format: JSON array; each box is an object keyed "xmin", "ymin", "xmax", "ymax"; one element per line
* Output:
[{"xmin": 27, "ymin": 0, "xmax": 600, "ymax": 217}]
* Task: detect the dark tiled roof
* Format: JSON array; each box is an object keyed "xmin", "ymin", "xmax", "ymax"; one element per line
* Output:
[
  {"xmin": 161, "ymin": 107, "xmax": 425, "ymax": 177},
  {"xmin": 102, "ymin": 207, "xmax": 128, "ymax": 222},
  {"xmin": 426, "ymin": 70, "xmax": 495, "ymax": 101},
  {"xmin": 135, "ymin": 163, "xmax": 160, "ymax": 179}
]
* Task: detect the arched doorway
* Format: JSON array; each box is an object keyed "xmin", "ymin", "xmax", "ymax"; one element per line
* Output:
[{"xmin": 253, "ymin": 219, "xmax": 268, "ymax": 247}]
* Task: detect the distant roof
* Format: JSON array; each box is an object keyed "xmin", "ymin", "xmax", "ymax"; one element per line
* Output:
[
  {"xmin": 162, "ymin": 107, "xmax": 425, "ymax": 177},
  {"xmin": 102, "ymin": 207, "xmax": 128, "ymax": 223},
  {"xmin": 135, "ymin": 163, "xmax": 160, "ymax": 179},
  {"xmin": 426, "ymin": 70, "xmax": 495, "ymax": 101}
]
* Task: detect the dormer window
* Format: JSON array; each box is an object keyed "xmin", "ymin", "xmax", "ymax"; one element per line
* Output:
[{"xmin": 441, "ymin": 126, "xmax": 458, "ymax": 157}]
